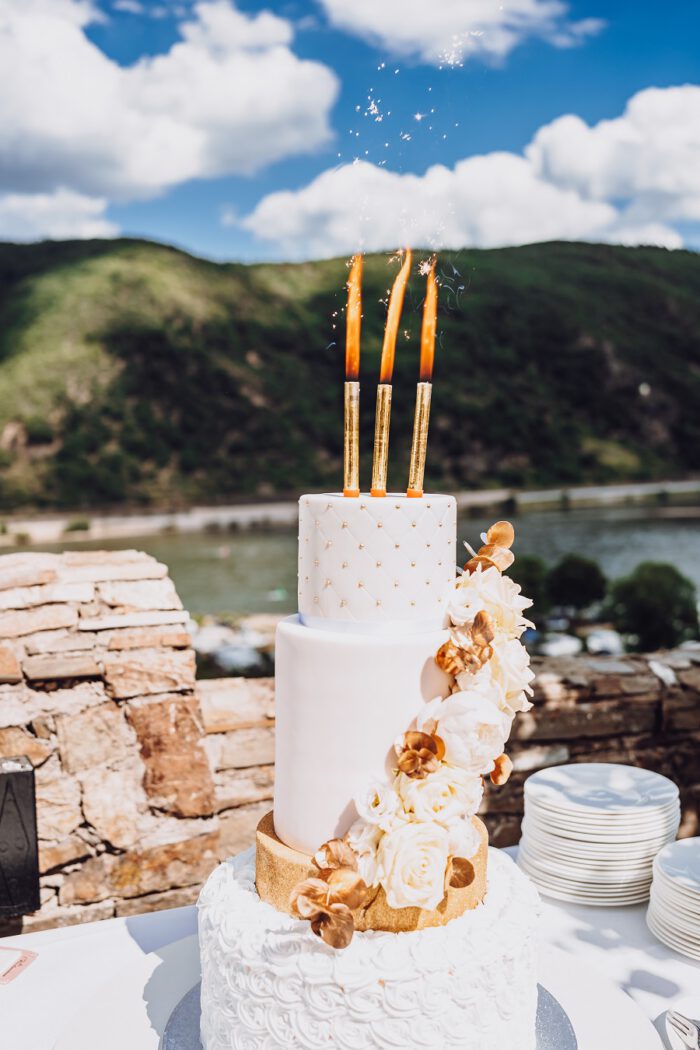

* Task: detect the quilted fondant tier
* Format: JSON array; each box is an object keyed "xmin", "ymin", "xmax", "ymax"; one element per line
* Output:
[
  {"xmin": 198, "ymin": 846, "xmax": 539, "ymax": 1050},
  {"xmin": 297, "ymin": 493, "xmax": 457, "ymax": 631}
]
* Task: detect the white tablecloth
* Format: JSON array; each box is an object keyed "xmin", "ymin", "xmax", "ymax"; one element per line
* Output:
[{"xmin": 2, "ymin": 849, "xmax": 698, "ymax": 1050}]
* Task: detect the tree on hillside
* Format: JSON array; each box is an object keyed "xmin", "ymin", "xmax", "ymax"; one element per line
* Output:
[
  {"xmin": 547, "ymin": 554, "xmax": 607, "ymax": 611},
  {"xmin": 508, "ymin": 555, "xmax": 550, "ymax": 622},
  {"xmin": 608, "ymin": 563, "xmax": 699, "ymax": 651}
]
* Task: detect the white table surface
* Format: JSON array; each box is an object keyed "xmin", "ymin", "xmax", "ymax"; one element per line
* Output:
[{"xmin": 2, "ymin": 848, "xmax": 699, "ymax": 1050}]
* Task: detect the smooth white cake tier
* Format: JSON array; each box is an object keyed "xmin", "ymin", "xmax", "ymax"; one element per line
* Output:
[
  {"xmin": 198, "ymin": 847, "xmax": 539, "ymax": 1050},
  {"xmin": 298, "ymin": 493, "xmax": 457, "ymax": 631},
  {"xmin": 273, "ymin": 615, "xmax": 451, "ymax": 853}
]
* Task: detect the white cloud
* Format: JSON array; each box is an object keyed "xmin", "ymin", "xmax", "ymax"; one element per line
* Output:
[
  {"xmin": 527, "ymin": 85, "xmax": 700, "ymax": 223},
  {"xmin": 317, "ymin": 0, "xmax": 604, "ymax": 66},
  {"xmin": 0, "ymin": 0, "xmax": 338, "ymax": 208},
  {"xmin": 242, "ymin": 85, "xmax": 694, "ymax": 258},
  {"xmin": 0, "ymin": 188, "xmax": 118, "ymax": 241}
]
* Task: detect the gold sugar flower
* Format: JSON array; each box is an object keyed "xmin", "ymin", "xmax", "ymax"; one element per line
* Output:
[
  {"xmin": 290, "ymin": 839, "xmax": 371, "ymax": 948},
  {"xmin": 395, "ymin": 730, "xmax": 445, "ymax": 779},
  {"xmin": 464, "ymin": 520, "xmax": 515, "ymax": 575}
]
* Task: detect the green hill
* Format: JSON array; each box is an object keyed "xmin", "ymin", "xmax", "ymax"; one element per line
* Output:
[{"xmin": 0, "ymin": 237, "xmax": 699, "ymax": 510}]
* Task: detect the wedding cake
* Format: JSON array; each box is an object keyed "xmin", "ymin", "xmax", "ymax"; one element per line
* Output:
[{"xmin": 198, "ymin": 254, "xmax": 539, "ymax": 1049}]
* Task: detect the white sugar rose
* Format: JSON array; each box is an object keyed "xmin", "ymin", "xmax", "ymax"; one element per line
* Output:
[
  {"xmin": 419, "ymin": 689, "xmax": 511, "ymax": 776},
  {"xmin": 449, "ymin": 565, "xmax": 533, "ymax": 640},
  {"xmin": 447, "ymin": 817, "xmax": 481, "ymax": 861},
  {"xmin": 488, "ymin": 637, "xmax": 535, "ymax": 715},
  {"xmin": 346, "ymin": 818, "xmax": 382, "ymax": 887},
  {"xmin": 355, "ymin": 780, "xmax": 406, "ymax": 832},
  {"xmin": 377, "ymin": 821, "xmax": 450, "ymax": 911},
  {"xmin": 397, "ymin": 764, "xmax": 483, "ymax": 827}
]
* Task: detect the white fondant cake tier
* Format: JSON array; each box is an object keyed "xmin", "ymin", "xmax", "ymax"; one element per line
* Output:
[
  {"xmin": 298, "ymin": 493, "xmax": 457, "ymax": 631},
  {"xmin": 198, "ymin": 847, "xmax": 539, "ymax": 1050},
  {"xmin": 273, "ymin": 615, "xmax": 451, "ymax": 853}
]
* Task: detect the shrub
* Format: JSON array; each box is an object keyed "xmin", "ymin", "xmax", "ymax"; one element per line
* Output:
[
  {"xmin": 607, "ymin": 562, "xmax": 699, "ymax": 652},
  {"xmin": 64, "ymin": 518, "xmax": 91, "ymax": 533},
  {"xmin": 24, "ymin": 416, "xmax": 54, "ymax": 445},
  {"xmin": 508, "ymin": 555, "xmax": 550, "ymax": 620},
  {"xmin": 547, "ymin": 554, "xmax": 607, "ymax": 611}
]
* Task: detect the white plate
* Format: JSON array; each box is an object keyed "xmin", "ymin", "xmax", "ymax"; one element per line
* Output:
[
  {"xmin": 647, "ymin": 913, "xmax": 700, "ymax": 961},
  {"xmin": 523, "ymin": 806, "xmax": 681, "ymax": 834},
  {"xmin": 520, "ymin": 833, "xmax": 662, "ymax": 869},
  {"xmin": 53, "ymin": 936, "xmax": 661, "ymax": 1050},
  {"xmin": 518, "ymin": 849, "xmax": 653, "ymax": 886},
  {"xmin": 650, "ymin": 882, "xmax": 700, "ymax": 918},
  {"xmin": 526, "ymin": 764, "xmax": 679, "ymax": 814},
  {"xmin": 655, "ymin": 838, "xmax": 700, "ymax": 892},
  {"xmin": 523, "ymin": 812, "xmax": 680, "ymax": 842},
  {"xmin": 526, "ymin": 797, "xmax": 680, "ymax": 826}
]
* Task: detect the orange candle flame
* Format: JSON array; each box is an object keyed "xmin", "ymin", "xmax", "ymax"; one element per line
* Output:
[
  {"xmin": 345, "ymin": 255, "xmax": 362, "ymax": 380},
  {"xmin": 420, "ymin": 258, "xmax": 437, "ymax": 382},
  {"xmin": 379, "ymin": 248, "xmax": 412, "ymax": 383}
]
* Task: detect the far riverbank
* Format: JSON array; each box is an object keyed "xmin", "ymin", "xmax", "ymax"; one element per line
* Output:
[{"xmin": 2, "ymin": 478, "xmax": 700, "ymax": 548}]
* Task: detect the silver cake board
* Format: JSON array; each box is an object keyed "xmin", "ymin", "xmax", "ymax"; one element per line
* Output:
[{"xmin": 161, "ymin": 983, "xmax": 577, "ymax": 1049}]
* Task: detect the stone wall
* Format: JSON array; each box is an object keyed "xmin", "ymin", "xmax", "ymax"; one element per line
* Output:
[{"xmin": 0, "ymin": 548, "xmax": 698, "ymax": 934}]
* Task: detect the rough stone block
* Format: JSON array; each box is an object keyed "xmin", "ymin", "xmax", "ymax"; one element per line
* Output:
[
  {"xmin": 23, "ymin": 654, "xmax": 101, "ymax": 682},
  {"xmin": 59, "ymin": 831, "xmax": 220, "ymax": 904},
  {"xmin": 0, "ymin": 725, "xmax": 52, "ymax": 766},
  {"xmin": 24, "ymin": 630, "xmax": 98, "ymax": 655},
  {"xmin": 59, "ymin": 556, "xmax": 168, "ymax": 584},
  {"xmin": 513, "ymin": 698, "xmax": 659, "ymax": 742},
  {"xmin": 0, "ymin": 646, "xmax": 22, "ymax": 684},
  {"xmin": 105, "ymin": 628, "xmax": 192, "ymax": 651},
  {"xmin": 663, "ymin": 690, "xmax": 700, "ymax": 732},
  {"xmin": 39, "ymin": 833, "xmax": 91, "ymax": 873},
  {"xmin": 126, "ymin": 695, "xmax": 215, "ymax": 818},
  {"xmin": 0, "ymin": 581, "xmax": 94, "ymax": 611},
  {"xmin": 204, "ymin": 726, "xmax": 275, "ymax": 770},
  {"xmin": 215, "ymin": 765, "xmax": 274, "ymax": 811},
  {"xmin": 97, "ymin": 578, "xmax": 182, "ymax": 611},
  {"xmin": 35, "ymin": 765, "xmax": 82, "ymax": 841},
  {"xmin": 218, "ymin": 801, "xmax": 270, "ymax": 857},
  {"xmin": 114, "ymin": 884, "xmax": 200, "ymax": 917},
  {"xmin": 197, "ymin": 677, "xmax": 275, "ymax": 733},
  {"xmin": 79, "ymin": 759, "xmax": 150, "ymax": 849},
  {"xmin": 78, "ymin": 610, "xmax": 188, "ymax": 632},
  {"xmin": 0, "ymin": 684, "xmax": 33, "ymax": 729},
  {"xmin": 0, "ymin": 604, "xmax": 78, "ymax": 639},
  {"xmin": 0, "ymin": 565, "xmax": 57, "ymax": 592},
  {"xmin": 104, "ymin": 648, "xmax": 196, "ymax": 700},
  {"xmin": 55, "ymin": 702, "xmax": 136, "ymax": 774}
]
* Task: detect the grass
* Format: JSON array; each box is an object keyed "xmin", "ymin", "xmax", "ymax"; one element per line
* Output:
[{"xmin": 0, "ymin": 237, "xmax": 698, "ymax": 510}]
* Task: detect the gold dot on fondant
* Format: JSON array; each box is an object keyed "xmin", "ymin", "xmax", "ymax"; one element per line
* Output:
[
  {"xmin": 376, "ymin": 599, "xmax": 382, "ymax": 607},
  {"xmin": 438, "ymin": 597, "xmax": 443, "ymax": 603},
  {"xmin": 314, "ymin": 559, "xmax": 319, "ymax": 567},
  {"xmin": 304, "ymin": 537, "xmax": 309, "ymax": 543},
  {"xmin": 342, "ymin": 521, "xmax": 348, "ymax": 529},
  {"xmin": 438, "ymin": 560, "xmax": 443, "ymax": 566},
  {"xmin": 410, "ymin": 600, "xmax": 416, "ymax": 607},
  {"xmin": 342, "ymin": 561, "xmax": 348, "ymax": 568},
  {"xmin": 426, "ymin": 542, "xmax": 431, "ymax": 549},
  {"xmin": 313, "ymin": 596, "xmax": 319, "ymax": 604},
  {"xmin": 340, "ymin": 599, "xmax": 347, "ymax": 607},
  {"xmin": 315, "ymin": 520, "xmax": 320, "ymax": 528},
  {"xmin": 410, "ymin": 561, "xmax": 416, "ymax": 568},
  {"xmin": 357, "ymin": 581, "xmax": 364, "ymax": 588},
  {"xmin": 326, "ymin": 503, "xmax": 332, "ymax": 510},
  {"xmin": 394, "ymin": 581, "xmax": 400, "ymax": 588},
  {"xmin": 324, "ymin": 579, "xmax": 332, "ymax": 588},
  {"xmin": 304, "ymin": 575, "xmax": 309, "ymax": 582},
  {"xmin": 427, "ymin": 503, "xmax": 432, "ymax": 509},
  {"xmin": 358, "ymin": 543, "xmax": 365, "ymax": 550},
  {"xmin": 376, "ymin": 560, "xmax": 382, "ymax": 568},
  {"xmin": 395, "ymin": 504, "xmax": 401, "ymax": 510},
  {"xmin": 325, "ymin": 540, "xmax": 332, "ymax": 548},
  {"xmin": 360, "ymin": 503, "xmax": 366, "ymax": 510},
  {"xmin": 438, "ymin": 522, "xmax": 443, "ymax": 528},
  {"xmin": 395, "ymin": 543, "xmax": 400, "ymax": 549},
  {"xmin": 426, "ymin": 580, "xmax": 430, "ymax": 585},
  {"xmin": 411, "ymin": 522, "xmax": 417, "ymax": 528},
  {"xmin": 377, "ymin": 521, "xmax": 383, "ymax": 528}
]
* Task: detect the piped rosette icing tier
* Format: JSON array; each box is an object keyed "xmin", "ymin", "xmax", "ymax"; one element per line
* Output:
[{"xmin": 198, "ymin": 847, "xmax": 539, "ymax": 1050}]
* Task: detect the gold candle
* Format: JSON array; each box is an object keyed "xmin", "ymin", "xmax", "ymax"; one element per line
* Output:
[
  {"xmin": 406, "ymin": 382, "xmax": 432, "ymax": 498},
  {"xmin": 344, "ymin": 255, "xmax": 362, "ymax": 497},
  {"xmin": 371, "ymin": 249, "xmax": 412, "ymax": 497},
  {"xmin": 407, "ymin": 258, "xmax": 437, "ymax": 498}
]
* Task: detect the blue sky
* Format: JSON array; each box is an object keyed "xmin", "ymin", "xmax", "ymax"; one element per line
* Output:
[{"xmin": 0, "ymin": 0, "xmax": 698, "ymax": 260}]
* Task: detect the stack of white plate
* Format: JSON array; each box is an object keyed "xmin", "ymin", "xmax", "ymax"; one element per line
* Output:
[
  {"xmin": 518, "ymin": 763, "xmax": 680, "ymax": 906},
  {"xmin": 647, "ymin": 838, "xmax": 700, "ymax": 959}
]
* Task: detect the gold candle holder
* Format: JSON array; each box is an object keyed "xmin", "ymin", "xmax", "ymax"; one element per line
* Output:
[
  {"xmin": 343, "ymin": 380, "xmax": 360, "ymax": 497},
  {"xmin": 370, "ymin": 383, "xmax": 392, "ymax": 497},
  {"xmin": 406, "ymin": 381, "xmax": 432, "ymax": 498}
]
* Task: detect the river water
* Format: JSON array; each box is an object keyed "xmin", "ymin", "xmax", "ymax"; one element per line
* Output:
[{"xmin": 12, "ymin": 504, "xmax": 700, "ymax": 616}]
